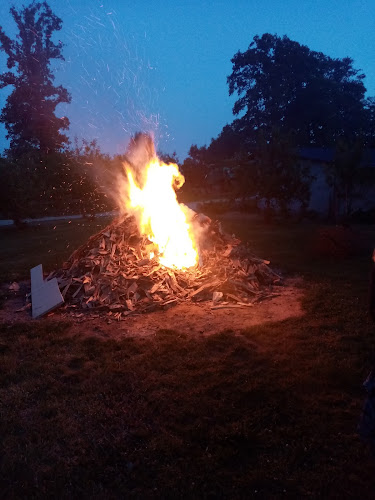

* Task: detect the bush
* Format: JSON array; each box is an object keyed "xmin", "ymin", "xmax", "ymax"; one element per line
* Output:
[{"xmin": 0, "ymin": 148, "xmax": 117, "ymax": 222}]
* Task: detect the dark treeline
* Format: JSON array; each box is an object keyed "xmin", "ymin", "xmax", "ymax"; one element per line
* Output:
[
  {"xmin": 1, "ymin": 3, "xmax": 375, "ymax": 223},
  {"xmin": 0, "ymin": 2, "xmax": 125, "ymax": 224},
  {"xmin": 0, "ymin": 140, "xmax": 124, "ymax": 223},
  {"xmin": 180, "ymin": 34, "xmax": 375, "ymax": 218}
]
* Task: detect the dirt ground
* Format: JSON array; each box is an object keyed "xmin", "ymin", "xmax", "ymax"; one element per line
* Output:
[{"xmin": 0, "ymin": 277, "xmax": 305, "ymax": 338}]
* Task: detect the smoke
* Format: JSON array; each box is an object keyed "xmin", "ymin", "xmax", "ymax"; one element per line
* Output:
[{"xmin": 123, "ymin": 132, "xmax": 156, "ymax": 187}]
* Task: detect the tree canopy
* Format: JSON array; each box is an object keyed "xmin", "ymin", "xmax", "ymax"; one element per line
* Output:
[
  {"xmin": 0, "ymin": 1, "xmax": 71, "ymax": 156},
  {"xmin": 227, "ymin": 33, "xmax": 370, "ymax": 147},
  {"xmin": 252, "ymin": 129, "xmax": 313, "ymax": 215}
]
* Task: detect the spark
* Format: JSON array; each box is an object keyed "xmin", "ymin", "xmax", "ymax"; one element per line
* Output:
[{"xmin": 49, "ymin": 2, "xmax": 163, "ymax": 153}]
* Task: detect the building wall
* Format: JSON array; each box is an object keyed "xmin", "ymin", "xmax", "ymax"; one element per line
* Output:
[{"xmin": 304, "ymin": 160, "xmax": 375, "ymax": 215}]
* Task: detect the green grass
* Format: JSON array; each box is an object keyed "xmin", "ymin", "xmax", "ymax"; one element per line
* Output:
[
  {"xmin": 1, "ymin": 213, "xmax": 374, "ymax": 282},
  {"xmin": 220, "ymin": 213, "xmax": 375, "ymax": 277},
  {"xmin": 0, "ymin": 217, "xmax": 112, "ymax": 282},
  {"xmin": 1, "ymin": 214, "xmax": 375, "ymax": 497}
]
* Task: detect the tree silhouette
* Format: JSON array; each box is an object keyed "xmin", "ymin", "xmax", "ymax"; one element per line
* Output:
[
  {"xmin": 228, "ymin": 33, "xmax": 369, "ymax": 147},
  {"xmin": 252, "ymin": 129, "xmax": 313, "ymax": 219},
  {"xmin": 325, "ymin": 138, "xmax": 365, "ymax": 220},
  {"xmin": 0, "ymin": 1, "xmax": 71, "ymax": 156}
]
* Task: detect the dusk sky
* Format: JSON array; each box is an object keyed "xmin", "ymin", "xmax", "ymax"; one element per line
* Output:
[{"xmin": 0, "ymin": 0, "xmax": 374, "ymax": 160}]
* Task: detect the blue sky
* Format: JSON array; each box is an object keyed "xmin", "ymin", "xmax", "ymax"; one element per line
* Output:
[{"xmin": 0, "ymin": 0, "xmax": 374, "ymax": 160}]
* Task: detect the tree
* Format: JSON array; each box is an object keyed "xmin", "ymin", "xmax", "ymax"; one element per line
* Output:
[
  {"xmin": 252, "ymin": 129, "xmax": 313, "ymax": 220},
  {"xmin": 0, "ymin": 1, "xmax": 71, "ymax": 156},
  {"xmin": 228, "ymin": 33, "xmax": 370, "ymax": 147},
  {"xmin": 158, "ymin": 150, "xmax": 179, "ymax": 165},
  {"xmin": 365, "ymin": 98, "xmax": 375, "ymax": 147},
  {"xmin": 203, "ymin": 122, "xmax": 246, "ymax": 161},
  {"xmin": 64, "ymin": 139, "xmax": 113, "ymax": 217},
  {"xmin": 325, "ymin": 138, "xmax": 365, "ymax": 220},
  {"xmin": 0, "ymin": 150, "xmax": 68, "ymax": 223}
]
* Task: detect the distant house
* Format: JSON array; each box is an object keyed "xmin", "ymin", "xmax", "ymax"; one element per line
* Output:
[
  {"xmin": 298, "ymin": 147, "xmax": 375, "ymax": 216},
  {"xmin": 190, "ymin": 148, "xmax": 375, "ymax": 217}
]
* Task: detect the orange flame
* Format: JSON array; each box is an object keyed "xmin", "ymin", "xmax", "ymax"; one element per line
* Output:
[{"xmin": 125, "ymin": 158, "xmax": 198, "ymax": 269}]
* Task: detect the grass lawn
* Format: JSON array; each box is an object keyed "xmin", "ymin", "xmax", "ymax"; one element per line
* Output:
[
  {"xmin": 1, "ymin": 214, "xmax": 375, "ymax": 498},
  {"xmin": 0, "ymin": 217, "xmax": 113, "ymax": 282}
]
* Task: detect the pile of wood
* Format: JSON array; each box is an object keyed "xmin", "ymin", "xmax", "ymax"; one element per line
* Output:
[{"xmin": 50, "ymin": 213, "xmax": 281, "ymax": 319}]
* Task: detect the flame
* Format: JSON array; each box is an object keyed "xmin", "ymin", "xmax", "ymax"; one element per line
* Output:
[{"xmin": 125, "ymin": 158, "xmax": 198, "ymax": 269}]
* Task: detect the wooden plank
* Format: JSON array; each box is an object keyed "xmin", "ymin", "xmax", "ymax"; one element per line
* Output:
[
  {"xmin": 31, "ymin": 264, "xmax": 44, "ymax": 296},
  {"xmin": 31, "ymin": 273, "xmax": 64, "ymax": 319},
  {"xmin": 189, "ymin": 279, "xmax": 221, "ymax": 298},
  {"xmin": 211, "ymin": 303, "xmax": 253, "ymax": 310}
]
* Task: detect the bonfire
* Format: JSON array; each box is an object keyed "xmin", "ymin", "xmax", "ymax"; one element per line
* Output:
[{"xmin": 50, "ymin": 134, "xmax": 281, "ymax": 319}]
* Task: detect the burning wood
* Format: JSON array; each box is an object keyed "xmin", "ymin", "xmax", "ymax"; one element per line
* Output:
[
  {"xmin": 48, "ymin": 134, "xmax": 281, "ymax": 319},
  {"xmin": 50, "ymin": 212, "xmax": 281, "ymax": 319}
]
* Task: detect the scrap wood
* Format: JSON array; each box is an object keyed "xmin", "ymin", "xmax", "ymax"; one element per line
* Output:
[
  {"xmin": 15, "ymin": 303, "xmax": 31, "ymax": 313},
  {"xmin": 211, "ymin": 303, "xmax": 254, "ymax": 310},
  {"xmin": 9, "ymin": 282, "xmax": 20, "ymax": 292},
  {"xmin": 212, "ymin": 291, "xmax": 223, "ymax": 305},
  {"xmin": 189, "ymin": 279, "xmax": 222, "ymax": 298},
  {"xmin": 50, "ymin": 212, "xmax": 282, "ymax": 318},
  {"xmin": 61, "ymin": 279, "xmax": 72, "ymax": 298}
]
